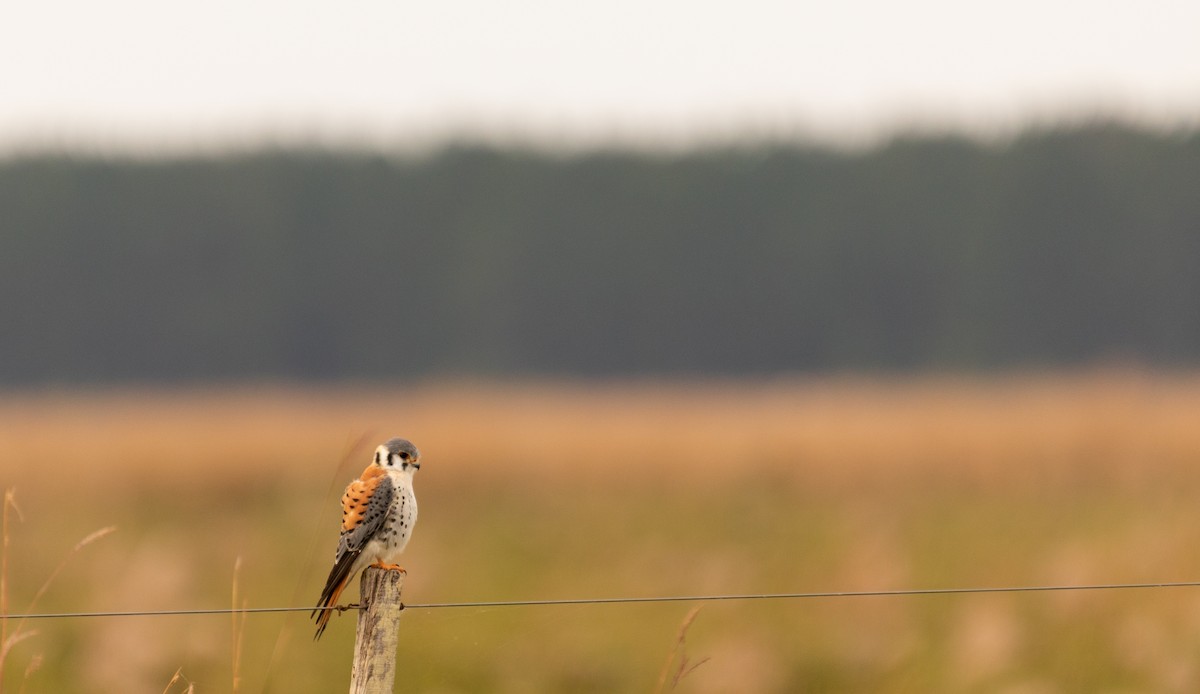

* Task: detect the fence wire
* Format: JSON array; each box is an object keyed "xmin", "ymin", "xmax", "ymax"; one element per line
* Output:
[{"xmin": 4, "ymin": 580, "xmax": 1200, "ymax": 621}]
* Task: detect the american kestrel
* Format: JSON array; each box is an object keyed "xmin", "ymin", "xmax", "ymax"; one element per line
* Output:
[{"xmin": 313, "ymin": 437, "xmax": 421, "ymax": 639}]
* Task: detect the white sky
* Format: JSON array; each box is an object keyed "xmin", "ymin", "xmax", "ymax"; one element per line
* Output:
[{"xmin": 2, "ymin": 0, "xmax": 1199, "ymax": 153}]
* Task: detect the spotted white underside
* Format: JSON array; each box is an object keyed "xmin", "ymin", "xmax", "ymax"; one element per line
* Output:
[{"xmin": 337, "ymin": 468, "xmax": 417, "ymax": 588}]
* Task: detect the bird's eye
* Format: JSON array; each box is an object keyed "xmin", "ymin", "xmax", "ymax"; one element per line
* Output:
[{"xmin": 399, "ymin": 451, "xmax": 410, "ymax": 460}]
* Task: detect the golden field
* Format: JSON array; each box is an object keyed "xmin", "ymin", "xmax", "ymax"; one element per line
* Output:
[{"xmin": 4, "ymin": 370, "xmax": 1200, "ymax": 692}]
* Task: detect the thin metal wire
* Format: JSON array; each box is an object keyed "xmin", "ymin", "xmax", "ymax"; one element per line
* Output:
[
  {"xmin": 403, "ymin": 581, "xmax": 1200, "ymax": 609},
  {"xmin": 4, "ymin": 580, "xmax": 1200, "ymax": 620},
  {"xmin": 1, "ymin": 606, "xmax": 326, "ymax": 620}
]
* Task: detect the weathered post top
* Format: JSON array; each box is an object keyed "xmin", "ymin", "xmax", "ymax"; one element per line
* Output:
[{"xmin": 349, "ymin": 566, "xmax": 406, "ymax": 694}]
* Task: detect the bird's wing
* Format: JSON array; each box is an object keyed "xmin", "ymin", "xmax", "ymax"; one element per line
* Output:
[{"xmin": 313, "ymin": 467, "xmax": 395, "ymax": 639}]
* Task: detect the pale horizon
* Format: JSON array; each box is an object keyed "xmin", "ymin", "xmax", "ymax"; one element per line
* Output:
[{"xmin": 2, "ymin": 0, "xmax": 1199, "ymax": 154}]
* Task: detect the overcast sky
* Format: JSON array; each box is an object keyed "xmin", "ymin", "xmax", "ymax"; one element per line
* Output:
[{"xmin": 2, "ymin": 0, "xmax": 1199, "ymax": 153}]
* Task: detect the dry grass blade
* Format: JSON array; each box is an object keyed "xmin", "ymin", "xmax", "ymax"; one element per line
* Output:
[
  {"xmin": 24, "ymin": 526, "xmax": 117, "ymax": 616},
  {"xmin": 162, "ymin": 667, "xmax": 195, "ymax": 694},
  {"xmin": 162, "ymin": 667, "xmax": 183, "ymax": 694},
  {"xmin": 673, "ymin": 653, "xmax": 711, "ymax": 689},
  {"xmin": 0, "ymin": 489, "xmax": 25, "ymax": 685},
  {"xmin": 0, "ymin": 512, "xmax": 115, "ymax": 690},
  {"xmin": 0, "ymin": 631, "xmax": 38, "ymax": 666},
  {"xmin": 654, "ymin": 606, "xmax": 709, "ymax": 693},
  {"xmin": 2, "ymin": 491, "xmax": 25, "ymax": 625},
  {"xmin": 18, "ymin": 653, "xmax": 43, "ymax": 694},
  {"xmin": 231, "ymin": 557, "xmax": 246, "ymax": 694}
]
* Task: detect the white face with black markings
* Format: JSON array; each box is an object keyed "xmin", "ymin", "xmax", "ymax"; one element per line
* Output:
[{"xmin": 374, "ymin": 437, "xmax": 421, "ymax": 474}]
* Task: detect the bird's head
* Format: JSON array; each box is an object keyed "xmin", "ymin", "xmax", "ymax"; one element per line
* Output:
[{"xmin": 373, "ymin": 437, "xmax": 421, "ymax": 475}]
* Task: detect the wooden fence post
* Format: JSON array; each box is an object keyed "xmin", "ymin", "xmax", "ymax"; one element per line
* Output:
[{"xmin": 349, "ymin": 566, "xmax": 406, "ymax": 694}]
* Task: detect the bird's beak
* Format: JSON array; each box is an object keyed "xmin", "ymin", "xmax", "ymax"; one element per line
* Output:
[{"xmin": 412, "ymin": 462, "xmax": 421, "ymax": 470}]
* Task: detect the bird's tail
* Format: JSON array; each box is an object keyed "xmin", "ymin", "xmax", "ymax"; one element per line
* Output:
[
  {"xmin": 313, "ymin": 547, "xmax": 361, "ymax": 639},
  {"xmin": 312, "ymin": 577, "xmax": 351, "ymax": 640}
]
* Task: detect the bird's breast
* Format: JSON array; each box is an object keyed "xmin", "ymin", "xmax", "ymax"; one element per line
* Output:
[{"xmin": 378, "ymin": 476, "xmax": 417, "ymax": 557}]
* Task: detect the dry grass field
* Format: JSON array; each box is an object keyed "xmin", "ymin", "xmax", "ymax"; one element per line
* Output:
[{"xmin": 4, "ymin": 370, "xmax": 1200, "ymax": 692}]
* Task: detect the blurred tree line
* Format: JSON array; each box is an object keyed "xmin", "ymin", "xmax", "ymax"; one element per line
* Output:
[{"xmin": 1, "ymin": 124, "xmax": 1198, "ymax": 385}]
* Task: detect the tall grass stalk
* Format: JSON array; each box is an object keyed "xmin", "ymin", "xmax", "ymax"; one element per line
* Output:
[
  {"xmin": 0, "ymin": 489, "xmax": 27, "ymax": 685},
  {"xmin": 162, "ymin": 667, "xmax": 195, "ymax": 694},
  {"xmin": 231, "ymin": 557, "xmax": 247, "ymax": 694},
  {"xmin": 0, "ymin": 488, "xmax": 115, "ymax": 689},
  {"xmin": 17, "ymin": 653, "xmax": 43, "ymax": 694},
  {"xmin": 654, "ymin": 606, "xmax": 709, "ymax": 693}
]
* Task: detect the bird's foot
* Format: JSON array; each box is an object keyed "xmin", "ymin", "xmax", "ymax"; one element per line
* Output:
[
  {"xmin": 370, "ymin": 560, "xmax": 407, "ymax": 573},
  {"xmin": 335, "ymin": 602, "xmax": 362, "ymax": 614}
]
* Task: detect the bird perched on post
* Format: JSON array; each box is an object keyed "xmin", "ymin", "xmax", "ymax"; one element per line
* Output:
[{"xmin": 313, "ymin": 437, "xmax": 421, "ymax": 639}]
